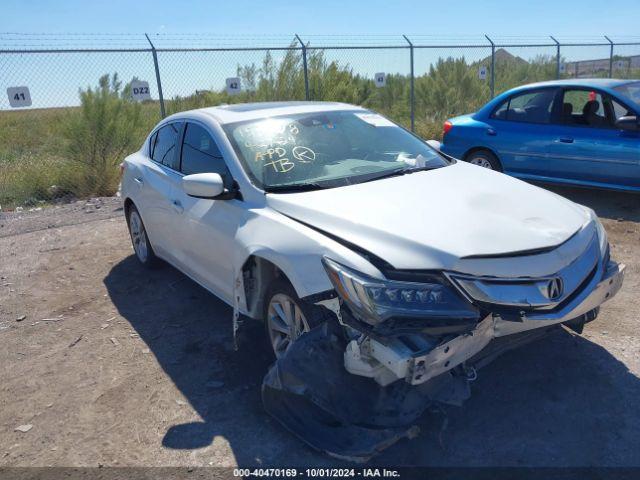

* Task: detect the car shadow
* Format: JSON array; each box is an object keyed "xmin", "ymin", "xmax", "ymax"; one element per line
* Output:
[
  {"xmin": 533, "ymin": 183, "xmax": 640, "ymax": 222},
  {"xmin": 103, "ymin": 255, "xmax": 309, "ymax": 467},
  {"xmin": 104, "ymin": 256, "xmax": 640, "ymax": 467}
]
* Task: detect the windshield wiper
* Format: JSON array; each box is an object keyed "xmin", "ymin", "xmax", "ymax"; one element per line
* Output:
[
  {"xmin": 360, "ymin": 165, "xmax": 436, "ymax": 184},
  {"xmin": 264, "ymin": 183, "xmax": 327, "ymax": 193}
]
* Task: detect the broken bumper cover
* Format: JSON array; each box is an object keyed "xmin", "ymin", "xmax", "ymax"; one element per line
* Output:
[
  {"xmin": 348, "ymin": 260, "xmax": 625, "ymax": 386},
  {"xmin": 262, "ymin": 321, "xmax": 470, "ymax": 462}
]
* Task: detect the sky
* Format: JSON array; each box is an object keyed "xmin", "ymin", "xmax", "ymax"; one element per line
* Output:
[
  {"xmin": 1, "ymin": 0, "xmax": 639, "ymax": 110},
  {"xmin": 1, "ymin": 0, "xmax": 639, "ymax": 40}
]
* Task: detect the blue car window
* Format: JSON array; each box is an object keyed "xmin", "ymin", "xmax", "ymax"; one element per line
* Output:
[
  {"xmin": 561, "ymin": 90, "xmax": 622, "ymax": 128},
  {"xmin": 492, "ymin": 89, "xmax": 557, "ymax": 124},
  {"xmin": 506, "ymin": 91, "xmax": 555, "ymax": 124}
]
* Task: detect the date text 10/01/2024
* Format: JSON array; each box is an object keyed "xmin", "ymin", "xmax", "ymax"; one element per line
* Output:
[{"xmin": 232, "ymin": 468, "xmax": 401, "ymax": 477}]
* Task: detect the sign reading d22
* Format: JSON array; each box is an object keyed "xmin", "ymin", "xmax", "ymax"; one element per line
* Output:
[
  {"xmin": 478, "ymin": 66, "xmax": 487, "ymax": 80},
  {"xmin": 7, "ymin": 86, "xmax": 32, "ymax": 108},
  {"xmin": 226, "ymin": 77, "xmax": 241, "ymax": 95},
  {"xmin": 374, "ymin": 72, "xmax": 386, "ymax": 88},
  {"xmin": 130, "ymin": 80, "xmax": 151, "ymax": 101}
]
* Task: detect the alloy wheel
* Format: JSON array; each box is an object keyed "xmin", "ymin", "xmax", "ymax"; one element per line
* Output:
[
  {"xmin": 129, "ymin": 210, "xmax": 148, "ymax": 263},
  {"xmin": 469, "ymin": 157, "xmax": 494, "ymax": 169},
  {"xmin": 266, "ymin": 293, "xmax": 310, "ymax": 358}
]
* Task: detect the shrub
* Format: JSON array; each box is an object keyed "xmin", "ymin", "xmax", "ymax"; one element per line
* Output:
[{"xmin": 63, "ymin": 73, "xmax": 145, "ymax": 197}]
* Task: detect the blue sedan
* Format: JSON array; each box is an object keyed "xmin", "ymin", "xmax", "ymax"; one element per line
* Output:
[{"xmin": 440, "ymin": 79, "xmax": 640, "ymax": 192}]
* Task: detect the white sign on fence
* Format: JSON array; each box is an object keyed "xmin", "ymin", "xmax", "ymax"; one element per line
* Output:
[
  {"xmin": 478, "ymin": 66, "xmax": 487, "ymax": 80},
  {"xmin": 130, "ymin": 80, "xmax": 151, "ymax": 101},
  {"xmin": 374, "ymin": 72, "xmax": 386, "ymax": 88},
  {"xmin": 226, "ymin": 77, "xmax": 241, "ymax": 95},
  {"xmin": 615, "ymin": 60, "xmax": 625, "ymax": 70},
  {"xmin": 7, "ymin": 86, "xmax": 32, "ymax": 108},
  {"xmin": 559, "ymin": 63, "xmax": 566, "ymax": 74}
]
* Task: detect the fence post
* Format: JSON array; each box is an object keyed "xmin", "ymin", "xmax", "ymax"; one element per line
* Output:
[
  {"xmin": 605, "ymin": 35, "xmax": 614, "ymax": 78},
  {"xmin": 145, "ymin": 33, "xmax": 165, "ymax": 119},
  {"xmin": 550, "ymin": 36, "xmax": 561, "ymax": 79},
  {"xmin": 295, "ymin": 34, "xmax": 310, "ymax": 101},
  {"xmin": 485, "ymin": 35, "xmax": 495, "ymax": 99},
  {"xmin": 403, "ymin": 35, "xmax": 415, "ymax": 132}
]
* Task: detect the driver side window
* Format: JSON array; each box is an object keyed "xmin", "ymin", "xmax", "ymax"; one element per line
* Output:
[
  {"xmin": 561, "ymin": 90, "xmax": 633, "ymax": 129},
  {"xmin": 180, "ymin": 123, "xmax": 232, "ymax": 188},
  {"xmin": 561, "ymin": 90, "xmax": 607, "ymax": 128}
]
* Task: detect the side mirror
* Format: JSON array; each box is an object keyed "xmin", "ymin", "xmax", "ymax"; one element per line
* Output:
[
  {"xmin": 615, "ymin": 115, "xmax": 639, "ymax": 131},
  {"xmin": 182, "ymin": 173, "xmax": 225, "ymax": 199},
  {"xmin": 426, "ymin": 139, "xmax": 441, "ymax": 151}
]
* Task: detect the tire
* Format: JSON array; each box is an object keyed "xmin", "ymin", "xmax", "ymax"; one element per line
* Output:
[
  {"xmin": 466, "ymin": 150, "xmax": 502, "ymax": 171},
  {"xmin": 263, "ymin": 278, "xmax": 331, "ymax": 359},
  {"xmin": 126, "ymin": 204, "xmax": 159, "ymax": 268}
]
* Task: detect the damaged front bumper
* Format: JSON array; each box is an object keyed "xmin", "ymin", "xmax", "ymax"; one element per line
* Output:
[
  {"xmin": 345, "ymin": 260, "xmax": 625, "ymax": 386},
  {"xmin": 262, "ymin": 253, "xmax": 624, "ymax": 461}
]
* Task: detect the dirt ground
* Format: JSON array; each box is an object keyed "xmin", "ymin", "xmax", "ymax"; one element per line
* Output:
[{"xmin": 0, "ymin": 185, "xmax": 639, "ymax": 468}]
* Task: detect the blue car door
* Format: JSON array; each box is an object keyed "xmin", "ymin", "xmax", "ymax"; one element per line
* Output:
[
  {"xmin": 485, "ymin": 87, "xmax": 560, "ymax": 177},
  {"xmin": 546, "ymin": 88, "xmax": 640, "ymax": 189}
]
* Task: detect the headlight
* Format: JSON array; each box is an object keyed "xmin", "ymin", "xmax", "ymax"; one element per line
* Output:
[{"xmin": 322, "ymin": 257, "xmax": 478, "ymax": 326}]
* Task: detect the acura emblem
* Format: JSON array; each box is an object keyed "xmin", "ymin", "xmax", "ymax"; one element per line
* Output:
[{"xmin": 546, "ymin": 277, "xmax": 563, "ymax": 300}]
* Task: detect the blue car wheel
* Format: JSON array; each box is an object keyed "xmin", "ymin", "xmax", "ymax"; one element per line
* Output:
[{"xmin": 466, "ymin": 150, "xmax": 502, "ymax": 171}]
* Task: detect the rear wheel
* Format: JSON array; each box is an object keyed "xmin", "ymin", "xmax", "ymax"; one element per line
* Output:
[
  {"xmin": 127, "ymin": 205, "xmax": 158, "ymax": 267},
  {"xmin": 466, "ymin": 150, "xmax": 501, "ymax": 171}
]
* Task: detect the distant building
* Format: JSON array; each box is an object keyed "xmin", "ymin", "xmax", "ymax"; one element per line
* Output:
[{"xmin": 565, "ymin": 55, "xmax": 640, "ymax": 77}]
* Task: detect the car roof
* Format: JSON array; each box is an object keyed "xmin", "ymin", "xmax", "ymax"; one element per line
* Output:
[
  {"xmin": 474, "ymin": 78, "xmax": 639, "ymax": 117},
  {"xmin": 506, "ymin": 78, "xmax": 635, "ymax": 92},
  {"xmin": 169, "ymin": 101, "xmax": 366, "ymax": 125}
]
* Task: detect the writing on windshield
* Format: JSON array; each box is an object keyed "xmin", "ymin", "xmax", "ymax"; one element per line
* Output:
[{"xmin": 224, "ymin": 110, "xmax": 449, "ymax": 190}]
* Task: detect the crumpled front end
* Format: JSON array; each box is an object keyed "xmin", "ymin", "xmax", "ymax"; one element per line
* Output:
[
  {"xmin": 262, "ymin": 221, "xmax": 624, "ymax": 461},
  {"xmin": 340, "ymin": 233, "xmax": 625, "ymax": 389}
]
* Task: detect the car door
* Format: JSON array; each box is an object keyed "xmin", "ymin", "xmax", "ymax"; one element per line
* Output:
[
  {"xmin": 171, "ymin": 121, "xmax": 243, "ymax": 303},
  {"xmin": 546, "ymin": 88, "xmax": 640, "ymax": 188},
  {"xmin": 138, "ymin": 121, "xmax": 184, "ymax": 261},
  {"xmin": 485, "ymin": 88, "xmax": 560, "ymax": 177}
]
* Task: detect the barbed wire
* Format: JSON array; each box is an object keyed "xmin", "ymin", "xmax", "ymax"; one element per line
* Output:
[{"xmin": 2, "ymin": 33, "xmax": 640, "ymax": 51}]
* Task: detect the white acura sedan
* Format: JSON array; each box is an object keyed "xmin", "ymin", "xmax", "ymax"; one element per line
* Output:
[{"xmin": 121, "ymin": 101, "xmax": 624, "ymax": 387}]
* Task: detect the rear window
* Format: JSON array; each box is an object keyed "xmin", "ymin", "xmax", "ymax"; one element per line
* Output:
[{"xmin": 151, "ymin": 122, "xmax": 182, "ymax": 170}]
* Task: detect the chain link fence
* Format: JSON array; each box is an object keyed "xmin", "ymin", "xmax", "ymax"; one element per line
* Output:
[{"xmin": 1, "ymin": 33, "xmax": 639, "ymax": 209}]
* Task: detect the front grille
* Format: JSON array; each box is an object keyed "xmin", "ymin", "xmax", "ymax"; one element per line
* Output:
[{"xmin": 447, "ymin": 233, "xmax": 600, "ymax": 313}]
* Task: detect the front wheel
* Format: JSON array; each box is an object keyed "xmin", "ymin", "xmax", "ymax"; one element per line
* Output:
[
  {"xmin": 263, "ymin": 279, "xmax": 330, "ymax": 359},
  {"xmin": 466, "ymin": 150, "xmax": 501, "ymax": 171}
]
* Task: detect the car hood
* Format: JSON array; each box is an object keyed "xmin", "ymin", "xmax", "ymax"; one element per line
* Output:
[{"xmin": 266, "ymin": 161, "xmax": 591, "ymax": 271}]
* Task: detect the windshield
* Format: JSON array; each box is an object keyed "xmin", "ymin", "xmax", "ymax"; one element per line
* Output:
[
  {"xmin": 223, "ymin": 110, "xmax": 450, "ymax": 191},
  {"xmin": 613, "ymin": 81, "xmax": 640, "ymax": 108}
]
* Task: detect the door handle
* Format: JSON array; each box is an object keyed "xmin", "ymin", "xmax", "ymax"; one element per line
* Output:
[
  {"xmin": 486, "ymin": 128, "xmax": 497, "ymax": 136},
  {"xmin": 172, "ymin": 200, "xmax": 184, "ymax": 214},
  {"xmin": 558, "ymin": 137, "xmax": 574, "ymax": 143},
  {"xmin": 134, "ymin": 177, "xmax": 144, "ymax": 185}
]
